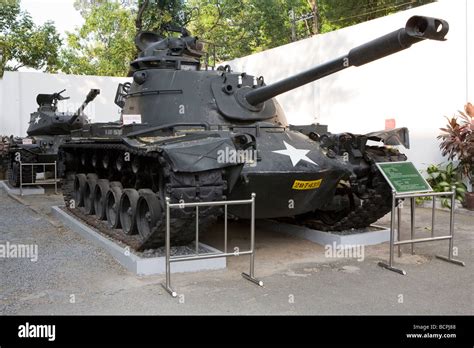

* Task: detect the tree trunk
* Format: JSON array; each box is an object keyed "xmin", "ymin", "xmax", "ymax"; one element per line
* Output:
[
  {"xmin": 135, "ymin": 0, "xmax": 149, "ymax": 34},
  {"xmin": 306, "ymin": 0, "xmax": 319, "ymax": 35}
]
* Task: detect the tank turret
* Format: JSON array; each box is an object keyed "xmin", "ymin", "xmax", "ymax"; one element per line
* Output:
[
  {"xmin": 27, "ymin": 88, "xmax": 100, "ymax": 136},
  {"xmin": 118, "ymin": 16, "xmax": 448, "ymax": 132}
]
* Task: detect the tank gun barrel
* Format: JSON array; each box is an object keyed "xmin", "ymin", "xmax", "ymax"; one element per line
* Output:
[
  {"xmin": 244, "ymin": 16, "xmax": 448, "ymax": 106},
  {"xmin": 67, "ymin": 89, "xmax": 100, "ymax": 125}
]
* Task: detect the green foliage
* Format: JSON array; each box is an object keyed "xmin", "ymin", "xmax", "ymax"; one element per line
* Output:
[
  {"xmin": 438, "ymin": 109, "xmax": 474, "ymax": 190},
  {"xmin": 63, "ymin": 0, "xmax": 186, "ymax": 76},
  {"xmin": 0, "ymin": 0, "xmax": 62, "ymax": 76},
  {"xmin": 417, "ymin": 163, "xmax": 467, "ymax": 208},
  {"xmin": 59, "ymin": 0, "xmax": 437, "ymax": 75},
  {"xmin": 137, "ymin": 0, "xmax": 187, "ymax": 33},
  {"xmin": 319, "ymin": 0, "xmax": 435, "ymax": 32},
  {"xmin": 187, "ymin": 0, "xmax": 309, "ymax": 62},
  {"xmin": 186, "ymin": 0, "xmax": 436, "ymax": 62},
  {"xmin": 60, "ymin": 1, "xmax": 136, "ymax": 76}
]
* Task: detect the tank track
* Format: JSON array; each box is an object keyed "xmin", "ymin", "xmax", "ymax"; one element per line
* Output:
[
  {"xmin": 295, "ymin": 146, "xmax": 404, "ymax": 232},
  {"xmin": 298, "ymin": 172, "xmax": 391, "ymax": 231},
  {"xmin": 60, "ymin": 142, "xmax": 225, "ymax": 251}
]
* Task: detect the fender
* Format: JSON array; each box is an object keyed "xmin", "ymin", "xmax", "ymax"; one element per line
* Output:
[{"xmin": 365, "ymin": 127, "xmax": 410, "ymax": 149}]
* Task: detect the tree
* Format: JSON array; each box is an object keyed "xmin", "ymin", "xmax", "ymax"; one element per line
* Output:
[
  {"xmin": 60, "ymin": 0, "xmax": 437, "ymax": 75},
  {"xmin": 306, "ymin": 0, "xmax": 319, "ymax": 35},
  {"xmin": 60, "ymin": 1, "xmax": 136, "ymax": 76},
  {"xmin": 136, "ymin": 0, "xmax": 188, "ymax": 33},
  {"xmin": 62, "ymin": 0, "xmax": 188, "ymax": 76},
  {"xmin": 0, "ymin": 0, "xmax": 62, "ymax": 76},
  {"xmin": 186, "ymin": 0, "xmax": 310, "ymax": 62},
  {"xmin": 318, "ymin": 0, "xmax": 435, "ymax": 33}
]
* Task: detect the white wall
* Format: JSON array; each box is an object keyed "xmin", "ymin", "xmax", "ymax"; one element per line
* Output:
[
  {"xmin": 225, "ymin": 0, "xmax": 472, "ymax": 170},
  {"xmin": 0, "ymin": 71, "xmax": 130, "ymax": 136}
]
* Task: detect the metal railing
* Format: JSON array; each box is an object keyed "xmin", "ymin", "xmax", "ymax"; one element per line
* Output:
[
  {"xmin": 162, "ymin": 193, "xmax": 263, "ymax": 297},
  {"xmin": 19, "ymin": 161, "xmax": 58, "ymax": 195},
  {"xmin": 378, "ymin": 187, "xmax": 465, "ymax": 275}
]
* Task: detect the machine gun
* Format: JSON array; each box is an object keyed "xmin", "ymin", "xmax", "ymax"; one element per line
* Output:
[{"xmin": 36, "ymin": 89, "xmax": 70, "ymax": 110}]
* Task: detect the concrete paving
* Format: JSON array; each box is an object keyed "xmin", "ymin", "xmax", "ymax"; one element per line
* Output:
[
  {"xmin": 0, "ymin": 187, "xmax": 473, "ymax": 315},
  {"xmin": 0, "ymin": 180, "xmax": 45, "ymax": 195}
]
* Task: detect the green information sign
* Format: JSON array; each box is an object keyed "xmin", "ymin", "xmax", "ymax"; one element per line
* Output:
[{"xmin": 376, "ymin": 161, "xmax": 432, "ymax": 194}]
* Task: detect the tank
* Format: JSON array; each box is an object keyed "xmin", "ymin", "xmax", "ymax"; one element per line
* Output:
[
  {"xmin": 58, "ymin": 16, "xmax": 449, "ymax": 250},
  {"xmin": 6, "ymin": 89, "xmax": 100, "ymax": 187}
]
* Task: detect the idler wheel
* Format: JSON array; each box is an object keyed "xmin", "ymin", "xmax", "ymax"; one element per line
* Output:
[
  {"xmin": 93, "ymin": 179, "xmax": 110, "ymax": 220},
  {"xmin": 105, "ymin": 182, "xmax": 123, "ymax": 228},
  {"xmin": 119, "ymin": 188, "xmax": 140, "ymax": 235},
  {"xmin": 73, "ymin": 174, "xmax": 87, "ymax": 207},
  {"xmin": 136, "ymin": 189, "xmax": 162, "ymax": 241},
  {"xmin": 84, "ymin": 174, "xmax": 98, "ymax": 215}
]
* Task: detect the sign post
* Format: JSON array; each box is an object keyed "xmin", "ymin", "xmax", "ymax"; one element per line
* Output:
[{"xmin": 376, "ymin": 162, "xmax": 465, "ymax": 275}]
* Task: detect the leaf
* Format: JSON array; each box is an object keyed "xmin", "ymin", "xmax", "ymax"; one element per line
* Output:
[{"xmin": 1, "ymin": 1, "xmax": 62, "ymax": 75}]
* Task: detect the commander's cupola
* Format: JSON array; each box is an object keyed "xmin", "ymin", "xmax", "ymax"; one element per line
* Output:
[{"xmin": 130, "ymin": 25, "xmax": 204, "ymax": 73}]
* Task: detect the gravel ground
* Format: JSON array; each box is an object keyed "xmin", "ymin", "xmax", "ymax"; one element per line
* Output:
[{"xmin": 0, "ymin": 185, "xmax": 473, "ymax": 315}]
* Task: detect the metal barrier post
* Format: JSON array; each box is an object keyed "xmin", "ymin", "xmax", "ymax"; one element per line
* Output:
[
  {"xmin": 431, "ymin": 196, "xmax": 436, "ymax": 238},
  {"xmin": 242, "ymin": 193, "xmax": 263, "ymax": 286},
  {"xmin": 54, "ymin": 161, "xmax": 58, "ymax": 194},
  {"xmin": 397, "ymin": 199, "xmax": 402, "ymax": 257},
  {"xmin": 435, "ymin": 187, "xmax": 465, "ymax": 266},
  {"xmin": 19, "ymin": 161, "xmax": 23, "ymax": 196},
  {"xmin": 162, "ymin": 197, "xmax": 177, "ymax": 297},
  {"xmin": 195, "ymin": 205, "xmax": 199, "ymax": 255},
  {"xmin": 378, "ymin": 190, "xmax": 406, "ymax": 275},
  {"xmin": 410, "ymin": 197, "xmax": 415, "ymax": 255},
  {"xmin": 224, "ymin": 204, "xmax": 228, "ymax": 254}
]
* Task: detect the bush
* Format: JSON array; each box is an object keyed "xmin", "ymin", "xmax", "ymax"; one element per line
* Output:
[{"xmin": 416, "ymin": 163, "xmax": 466, "ymax": 208}]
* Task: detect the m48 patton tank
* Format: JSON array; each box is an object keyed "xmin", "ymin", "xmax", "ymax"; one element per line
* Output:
[
  {"xmin": 58, "ymin": 16, "xmax": 448, "ymax": 250},
  {"xmin": 7, "ymin": 89, "xmax": 99, "ymax": 187}
]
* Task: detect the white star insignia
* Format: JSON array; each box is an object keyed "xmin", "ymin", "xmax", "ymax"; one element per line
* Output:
[
  {"xmin": 272, "ymin": 141, "xmax": 317, "ymax": 167},
  {"xmin": 34, "ymin": 116, "xmax": 41, "ymax": 124}
]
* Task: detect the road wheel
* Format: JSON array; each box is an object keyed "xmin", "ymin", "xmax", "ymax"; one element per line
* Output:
[{"xmin": 119, "ymin": 188, "xmax": 139, "ymax": 235}]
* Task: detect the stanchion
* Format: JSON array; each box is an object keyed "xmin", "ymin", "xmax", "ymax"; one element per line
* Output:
[
  {"xmin": 378, "ymin": 190, "xmax": 406, "ymax": 275},
  {"xmin": 162, "ymin": 193, "xmax": 263, "ymax": 297},
  {"xmin": 18, "ymin": 161, "xmax": 59, "ymax": 195},
  {"xmin": 379, "ymin": 186, "xmax": 465, "ymax": 275}
]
